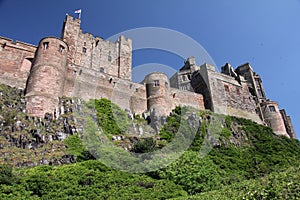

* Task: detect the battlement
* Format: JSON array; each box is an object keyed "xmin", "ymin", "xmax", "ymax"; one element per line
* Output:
[
  {"xmin": 0, "ymin": 15, "xmax": 296, "ymax": 139},
  {"xmin": 61, "ymin": 15, "xmax": 132, "ymax": 81},
  {"xmin": 0, "ymin": 36, "xmax": 36, "ymax": 52}
]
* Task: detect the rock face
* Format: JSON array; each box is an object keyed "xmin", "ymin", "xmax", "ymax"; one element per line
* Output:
[{"xmin": 0, "ymin": 84, "xmax": 80, "ymax": 167}]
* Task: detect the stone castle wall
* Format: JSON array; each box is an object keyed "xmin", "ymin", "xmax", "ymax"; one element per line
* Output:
[
  {"xmin": 0, "ymin": 36, "xmax": 36, "ymax": 89},
  {"xmin": 261, "ymin": 101, "xmax": 289, "ymax": 137},
  {"xmin": 61, "ymin": 15, "xmax": 132, "ymax": 81},
  {"xmin": 280, "ymin": 109, "xmax": 296, "ymax": 139},
  {"xmin": 0, "ymin": 15, "xmax": 296, "ymax": 138},
  {"xmin": 63, "ymin": 65, "xmax": 147, "ymax": 114},
  {"xmin": 25, "ymin": 37, "xmax": 68, "ymax": 117}
]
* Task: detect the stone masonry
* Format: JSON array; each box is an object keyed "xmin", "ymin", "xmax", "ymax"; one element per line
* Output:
[{"xmin": 0, "ymin": 15, "xmax": 296, "ymax": 139}]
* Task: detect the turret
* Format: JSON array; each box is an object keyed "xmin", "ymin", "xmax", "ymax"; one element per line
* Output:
[
  {"xmin": 261, "ymin": 100, "xmax": 289, "ymax": 137},
  {"xmin": 25, "ymin": 37, "xmax": 68, "ymax": 117},
  {"xmin": 142, "ymin": 72, "xmax": 172, "ymax": 116}
]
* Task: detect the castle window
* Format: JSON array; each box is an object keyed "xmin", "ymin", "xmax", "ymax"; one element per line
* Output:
[
  {"xmin": 59, "ymin": 45, "xmax": 65, "ymax": 53},
  {"xmin": 79, "ymin": 69, "xmax": 82, "ymax": 75},
  {"xmin": 83, "ymin": 42, "xmax": 86, "ymax": 46},
  {"xmin": 224, "ymin": 85, "xmax": 229, "ymax": 92},
  {"xmin": 236, "ymin": 87, "xmax": 241, "ymax": 95},
  {"xmin": 269, "ymin": 105, "xmax": 276, "ymax": 112},
  {"xmin": 108, "ymin": 55, "xmax": 112, "ymax": 62},
  {"xmin": 96, "ymin": 40, "xmax": 99, "ymax": 47},
  {"xmin": 154, "ymin": 80, "xmax": 160, "ymax": 87},
  {"xmin": 136, "ymin": 88, "xmax": 139, "ymax": 92},
  {"xmin": 43, "ymin": 42, "xmax": 49, "ymax": 50},
  {"xmin": 82, "ymin": 47, "xmax": 87, "ymax": 53},
  {"xmin": 100, "ymin": 67, "xmax": 104, "ymax": 73}
]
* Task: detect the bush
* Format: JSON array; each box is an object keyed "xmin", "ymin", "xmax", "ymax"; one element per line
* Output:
[
  {"xmin": 131, "ymin": 138, "xmax": 157, "ymax": 153},
  {"xmin": 92, "ymin": 98, "xmax": 130, "ymax": 135}
]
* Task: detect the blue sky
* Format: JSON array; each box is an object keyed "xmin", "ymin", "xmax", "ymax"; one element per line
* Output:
[{"xmin": 0, "ymin": 0, "xmax": 299, "ymax": 138}]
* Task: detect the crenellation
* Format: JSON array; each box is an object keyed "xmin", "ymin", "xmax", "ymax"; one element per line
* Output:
[{"xmin": 0, "ymin": 15, "xmax": 296, "ymax": 138}]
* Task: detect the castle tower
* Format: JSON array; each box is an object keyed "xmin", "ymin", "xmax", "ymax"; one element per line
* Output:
[
  {"xmin": 25, "ymin": 37, "xmax": 68, "ymax": 117},
  {"xmin": 280, "ymin": 109, "xmax": 297, "ymax": 139},
  {"xmin": 61, "ymin": 15, "xmax": 81, "ymax": 65},
  {"xmin": 117, "ymin": 35, "xmax": 132, "ymax": 80},
  {"xmin": 142, "ymin": 72, "xmax": 172, "ymax": 116},
  {"xmin": 261, "ymin": 100, "xmax": 289, "ymax": 137},
  {"xmin": 61, "ymin": 15, "xmax": 132, "ymax": 81}
]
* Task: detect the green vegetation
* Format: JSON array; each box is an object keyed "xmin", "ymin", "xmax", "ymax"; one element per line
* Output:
[
  {"xmin": 0, "ymin": 161, "xmax": 187, "ymax": 200},
  {"xmin": 86, "ymin": 98, "xmax": 130, "ymax": 135},
  {"xmin": 174, "ymin": 165, "xmax": 300, "ymax": 200}
]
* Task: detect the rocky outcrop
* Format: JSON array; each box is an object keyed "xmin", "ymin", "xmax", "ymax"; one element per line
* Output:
[{"xmin": 0, "ymin": 84, "xmax": 81, "ymax": 167}]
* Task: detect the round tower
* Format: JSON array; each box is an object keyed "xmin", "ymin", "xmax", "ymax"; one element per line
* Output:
[
  {"xmin": 143, "ymin": 72, "xmax": 172, "ymax": 116},
  {"xmin": 261, "ymin": 100, "xmax": 289, "ymax": 137},
  {"xmin": 25, "ymin": 37, "xmax": 68, "ymax": 117}
]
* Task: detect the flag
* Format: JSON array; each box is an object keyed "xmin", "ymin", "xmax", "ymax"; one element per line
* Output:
[
  {"xmin": 74, "ymin": 9, "xmax": 81, "ymax": 14},
  {"xmin": 74, "ymin": 9, "xmax": 82, "ymax": 19}
]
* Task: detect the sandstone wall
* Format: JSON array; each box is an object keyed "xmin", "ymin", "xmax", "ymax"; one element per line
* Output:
[
  {"xmin": 280, "ymin": 109, "xmax": 296, "ymax": 139},
  {"xmin": 170, "ymin": 88, "xmax": 205, "ymax": 111},
  {"xmin": 261, "ymin": 101, "xmax": 289, "ymax": 137},
  {"xmin": 25, "ymin": 37, "xmax": 68, "ymax": 117},
  {"xmin": 63, "ymin": 65, "xmax": 147, "ymax": 114},
  {"xmin": 196, "ymin": 64, "xmax": 262, "ymax": 123},
  {"xmin": 0, "ymin": 36, "xmax": 36, "ymax": 89},
  {"xmin": 142, "ymin": 72, "xmax": 173, "ymax": 116},
  {"xmin": 61, "ymin": 15, "xmax": 132, "ymax": 81}
]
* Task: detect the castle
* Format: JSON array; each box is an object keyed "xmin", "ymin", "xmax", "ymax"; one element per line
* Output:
[{"xmin": 0, "ymin": 15, "xmax": 296, "ymax": 139}]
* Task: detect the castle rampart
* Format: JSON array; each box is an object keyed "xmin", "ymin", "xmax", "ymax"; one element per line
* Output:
[
  {"xmin": 0, "ymin": 15, "xmax": 296, "ymax": 138},
  {"xmin": 63, "ymin": 64, "xmax": 147, "ymax": 114},
  {"xmin": 0, "ymin": 36, "xmax": 36, "ymax": 89}
]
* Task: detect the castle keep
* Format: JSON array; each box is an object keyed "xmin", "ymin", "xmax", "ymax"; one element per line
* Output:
[{"xmin": 0, "ymin": 15, "xmax": 296, "ymax": 139}]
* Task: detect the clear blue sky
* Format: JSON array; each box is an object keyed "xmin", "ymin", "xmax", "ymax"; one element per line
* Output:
[{"xmin": 0, "ymin": 0, "xmax": 299, "ymax": 139}]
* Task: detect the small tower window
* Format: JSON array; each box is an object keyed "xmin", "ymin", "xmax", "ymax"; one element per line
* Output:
[
  {"xmin": 236, "ymin": 87, "xmax": 241, "ymax": 95},
  {"xmin": 224, "ymin": 84, "xmax": 229, "ymax": 92},
  {"xmin": 269, "ymin": 105, "xmax": 276, "ymax": 112},
  {"xmin": 108, "ymin": 55, "xmax": 112, "ymax": 62},
  {"xmin": 82, "ymin": 47, "xmax": 87, "ymax": 53},
  {"xmin": 99, "ymin": 67, "xmax": 104, "ymax": 73},
  {"xmin": 83, "ymin": 42, "xmax": 86, "ymax": 46},
  {"xmin": 43, "ymin": 42, "xmax": 49, "ymax": 50},
  {"xmin": 154, "ymin": 80, "xmax": 160, "ymax": 87},
  {"xmin": 59, "ymin": 45, "xmax": 65, "ymax": 53}
]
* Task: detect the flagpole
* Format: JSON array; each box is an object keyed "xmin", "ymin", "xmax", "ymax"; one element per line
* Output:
[{"xmin": 79, "ymin": 10, "xmax": 81, "ymax": 19}]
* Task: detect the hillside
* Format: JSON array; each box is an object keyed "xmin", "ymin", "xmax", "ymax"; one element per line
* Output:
[{"xmin": 0, "ymin": 84, "xmax": 299, "ymax": 199}]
